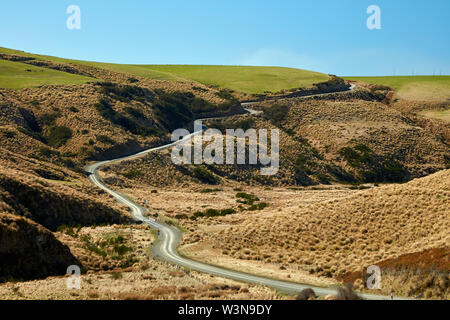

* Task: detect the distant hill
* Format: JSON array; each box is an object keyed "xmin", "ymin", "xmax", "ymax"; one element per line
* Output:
[
  {"xmin": 344, "ymin": 75, "xmax": 450, "ymax": 102},
  {"xmin": 0, "ymin": 47, "xmax": 329, "ymax": 94}
]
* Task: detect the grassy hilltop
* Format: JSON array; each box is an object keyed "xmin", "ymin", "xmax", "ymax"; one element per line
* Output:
[
  {"xmin": 0, "ymin": 47, "xmax": 328, "ymax": 94},
  {"xmin": 345, "ymin": 75, "xmax": 450, "ymax": 101}
]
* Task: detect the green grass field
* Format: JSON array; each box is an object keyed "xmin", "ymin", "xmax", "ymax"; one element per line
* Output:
[
  {"xmin": 418, "ymin": 109, "xmax": 450, "ymax": 122},
  {"xmin": 345, "ymin": 76, "xmax": 450, "ymax": 101},
  {"xmin": 0, "ymin": 59, "xmax": 95, "ymax": 89},
  {"xmin": 0, "ymin": 47, "xmax": 329, "ymax": 93},
  {"xmin": 132, "ymin": 65, "xmax": 329, "ymax": 94}
]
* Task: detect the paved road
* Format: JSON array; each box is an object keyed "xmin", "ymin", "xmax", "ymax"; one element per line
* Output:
[{"xmin": 85, "ymin": 84, "xmax": 403, "ymax": 299}]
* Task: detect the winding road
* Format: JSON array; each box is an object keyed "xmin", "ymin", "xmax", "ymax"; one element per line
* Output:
[{"xmin": 85, "ymin": 84, "xmax": 400, "ymax": 300}]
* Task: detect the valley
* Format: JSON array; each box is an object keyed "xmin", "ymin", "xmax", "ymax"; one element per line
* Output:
[{"xmin": 0, "ymin": 47, "xmax": 448, "ymax": 300}]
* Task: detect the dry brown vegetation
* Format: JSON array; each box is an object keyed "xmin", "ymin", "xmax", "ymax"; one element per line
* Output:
[
  {"xmin": 0, "ymin": 160, "xmax": 130, "ymax": 231},
  {"xmin": 101, "ymin": 88, "xmax": 449, "ymax": 190},
  {"xmin": 176, "ymin": 170, "xmax": 449, "ymax": 298},
  {"xmin": 0, "ymin": 51, "xmax": 244, "ymax": 174},
  {"xmin": 1, "ymin": 50, "xmax": 448, "ymax": 300},
  {"xmin": 0, "ymin": 223, "xmax": 281, "ymax": 300},
  {"xmin": 343, "ymin": 247, "xmax": 449, "ymax": 299},
  {"xmin": 0, "ymin": 212, "xmax": 80, "ymax": 283}
]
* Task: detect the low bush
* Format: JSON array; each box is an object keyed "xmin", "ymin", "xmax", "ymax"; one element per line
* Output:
[
  {"xmin": 263, "ymin": 104, "xmax": 289, "ymax": 126},
  {"xmin": 45, "ymin": 126, "xmax": 72, "ymax": 148},
  {"xmin": 192, "ymin": 167, "xmax": 219, "ymax": 185},
  {"xmin": 41, "ymin": 112, "xmax": 60, "ymax": 126},
  {"xmin": 96, "ymin": 135, "xmax": 116, "ymax": 145},
  {"xmin": 236, "ymin": 192, "xmax": 259, "ymax": 205},
  {"xmin": 200, "ymin": 188, "xmax": 222, "ymax": 193},
  {"xmin": 123, "ymin": 169, "xmax": 143, "ymax": 179},
  {"xmin": 339, "ymin": 144, "xmax": 409, "ymax": 183},
  {"xmin": 215, "ymin": 89, "xmax": 234, "ymax": 100},
  {"xmin": 192, "ymin": 208, "xmax": 236, "ymax": 218},
  {"xmin": 39, "ymin": 146, "xmax": 59, "ymax": 157}
]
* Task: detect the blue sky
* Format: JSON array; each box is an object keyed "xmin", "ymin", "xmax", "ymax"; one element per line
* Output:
[{"xmin": 0, "ymin": 0, "xmax": 449, "ymax": 76}]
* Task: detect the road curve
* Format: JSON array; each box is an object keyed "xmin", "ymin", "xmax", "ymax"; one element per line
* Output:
[{"xmin": 85, "ymin": 84, "xmax": 400, "ymax": 300}]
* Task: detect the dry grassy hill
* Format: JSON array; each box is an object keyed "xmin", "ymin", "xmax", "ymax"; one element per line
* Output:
[
  {"xmin": 0, "ymin": 145, "xmax": 133, "ymax": 282},
  {"xmin": 0, "ymin": 48, "xmax": 448, "ymax": 299},
  {"xmin": 0, "ymin": 50, "xmax": 246, "ymax": 285},
  {"xmin": 178, "ymin": 170, "xmax": 449, "ymax": 298},
  {"xmin": 0, "ymin": 212, "xmax": 80, "ymax": 283},
  {"xmin": 101, "ymin": 88, "xmax": 449, "ymax": 191}
]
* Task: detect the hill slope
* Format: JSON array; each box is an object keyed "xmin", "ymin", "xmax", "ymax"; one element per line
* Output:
[
  {"xmin": 345, "ymin": 75, "xmax": 450, "ymax": 102},
  {"xmin": 179, "ymin": 169, "xmax": 449, "ymax": 298},
  {"xmin": 0, "ymin": 47, "xmax": 329, "ymax": 94},
  {"xmin": 134, "ymin": 65, "xmax": 329, "ymax": 94},
  {"xmin": 0, "ymin": 59, "xmax": 95, "ymax": 89}
]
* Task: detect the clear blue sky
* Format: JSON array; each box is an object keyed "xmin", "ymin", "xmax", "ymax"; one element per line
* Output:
[{"xmin": 1, "ymin": 0, "xmax": 449, "ymax": 76}]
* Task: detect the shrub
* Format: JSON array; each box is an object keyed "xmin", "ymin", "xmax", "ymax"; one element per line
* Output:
[
  {"xmin": 445, "ymin": 155, "xmax": 450, "ymax": 169},
  {"xmin": 193, "ymin": 211, "xmax": 204, "ymax": 218},
  {"xmin": 85, "ymin": 243, "xmax": 107, "ymax": 258},
  {"xmin": 62, "ymin": 151, "xmax": 76, "ymax": 157},
  {"xmin": 220, "ymin": 208, "xmax": 236, "ymax": 215},
  {"xmin": 96, "ymin": 135, "xmax": 116, "ymax": 145},
  {"xmin": 263, "ymin": 104, "xmax": 289, "ymax": 125},
  {"xmin": 98, "ymin": 82, "xmax": 154, "ymax": 103},
  {"xmin": 200, "ymin": 188, "xmax": 222, "ymax": 193},
  {"xmin": 69, "ymin": 106, "xmax": 79, "ymax": 113},
  {"xmin": 248, "ymin": 202, "xmax": 268, "ymax": 211},
  {"xmin": 210, "ymin": 118, "xmax": 255, "ymax": 132},
  {"xmin": 123, "ymin": 169, "xmax": 143, "ymax": 179},
  {"xmin": 215, "ymin": 89, "xmax": 234, "ymax": 100},
  {"xmin": 193, "ymin": 208, "xmax": 236, "ymax": 218},
  {"xmin": 339, "ymin": 145, "xmax": 409, "ymax": 183},
  {"xmin": 205, "ymin": 209, "xmax": 220, "ymax": 217},
  {"xmin": 95, "ymin": 98, "xmax": 116, "ymax": 121},
  {"xmin": 339, "ymin": 145, "xmax": 373, "ymax": 168},
  {"xmin": 236, "ymin": 192, "xmax": 259, "ymax": 205},
  {"xmin": 114, "ymin": 244, "xmax": 132, "ymax": 256},
  {"xmin": 152, "ymin": 90, "xmax": 194, "ymax": 131},
  {"xmin": 125, "ymin": 107, "xmax": 145, "ymax": 119},
  {"xmin": 45, "ymin": 126, "xmax": 72, "ymax": 148},
  {"xmin": 95, "ymin": 98, "xmax": 159, "ymax": 137},
  {"xmin": 39, "ymin": 146, "xmax": 59, "ymax": 157},
  {"xmin": 41, "ymin": 112, "xmax": 60, "ymax": 126},
  {"xmin": 192, "ymin": 86, "xmax": 208, "ymax": 92},
  {"xmin": 61, "ymin": 158, "xmax": 76, "ymax": 168},
  {"xmin": 192, "ymin": 167, "xmax": 219, "ymax": 185}
]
